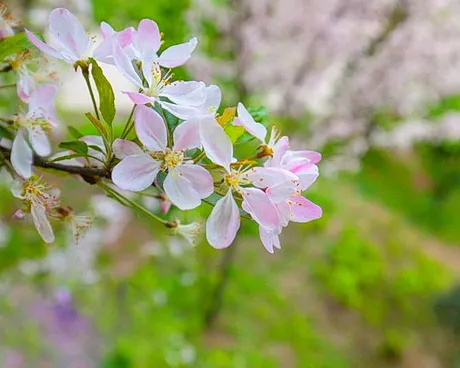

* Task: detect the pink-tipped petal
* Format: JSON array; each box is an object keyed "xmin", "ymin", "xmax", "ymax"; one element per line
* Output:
[
  {"xmin": 31, "ymin": 203, "xmax": 54, "ymax": 243},
  {"xmin": 173, "ymin": 118, "xmax": 201, "ymax": 151},
  {"xmin": 160, "ymin": 199, "xmax": 172, "ymax": 214},
  {"xmin": 237, "ymin": 102, "xmax": 267, "ymax": 142},
  {"xmin": 123, "ymin": 91, "xmax": 155, "ymax": 105},
  {"xmin": 11, "ymin": 131, "xmax": 33, "ymax": 179},
  {"xmin": 28, "ymin": 127, "xmax": 51, "ymax": 157},
  {"xmin": 289, "ymin": 196, "xmax": 322, "ymax": 223},
  {"xmin": 112, "ymin": 138, "xmax": 143, "ymax": 159},
  {"xmin": 135, "ymin": 19, "xmax": 161, "ymax": 56},
  {"xmin": 17, "ymin": 70, "xmax": 35, "ymax": 102},
  {"xmin": 176, "ymin": 163, "xmax": 213, "ymax": 199},
  {"xmin": 134, "ymin": 105, "xmax": 167, "ymax": 151},
  {"xmin": 48, "ymin": 8, "xmax": 89, "ymax": 60},
  {"xmin": 25, "ymin": 29, "xmax": 63, "ymax": 60},
  {"xmin": 100, "ymin": 21, "xmax": 115, "ymax": 38},
  {"xmin": 206, "ymin": 190, "xmax": 240, "ymax": 249},
  {"xmin": 161, "ymin": 81, "xmax": 207, "ymax": 106},
  {"xmin": 158, "ymin": 37, "xmax": 198, "ymax": 68},
  {"xmin": 246, "ymin": 167, "xmax": 297, "ymax": 189},
  {"xmin": 270, "ymin": 136, "xmax": 290, "ymax": 167},
  {"xmin": 28, "ymin": 84, "xmax": 58, "ymax": 123},
  {"xmin": 112, "ymin": 154, "xmax": 160, "ymax": 192},
  {"xmin": 296, "ymin": 164, "xmax": 319, "ymax": 191},
  {"xmin": 113, "ymin": 42, "xmax": 143, "ymax": 87},
  {"xmin": 199, "ymin": 117, "xmax": 233, "ymax": 172},
  {"xmin": 163, "ymin": 170, "xmax": 201, "ymax": 210},
  {"xmin": 241, "ymin": 188, "xmax": 279, "ymax": 230}
]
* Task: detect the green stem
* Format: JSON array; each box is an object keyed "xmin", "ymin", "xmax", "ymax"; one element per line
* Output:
[
  {"xmin": 99, "ymin": 182, "xmax": 168, "ymax": 225},
  {"xmin": 120, "ymin": 106, "xmax": 135, "ymax": 139},
  {"xmin": 82, "ymin": 70, "xmax": 101, "ymax": 121}
]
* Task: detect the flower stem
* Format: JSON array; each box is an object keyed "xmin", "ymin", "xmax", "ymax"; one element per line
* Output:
[
  {"xmin": 0, "ymin": 83, "xmax": 16, "ymax": 89},
  {"xmin": 120, "ymin": 105, "xmax": 135, "ymax": 139},
  {"xmin": 81, "ymin": 69, "xmax": 101, "ymax": 121},
  {"xmin": 99, "ymin": 182, "xmax": 168, "ymax": 225}
]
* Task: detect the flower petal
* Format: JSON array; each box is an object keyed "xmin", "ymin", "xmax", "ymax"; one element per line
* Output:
[
  {"xmin": 134, "ymin": 105, "xmax": 167, "ymax": 151},
  {"xmin": 112, "ymin": 138, "xmax": 143, "ymax": 159},
  {"xmin": 246, "ymin": 167, "xmax": 297, "ymax": 189},
  {"xmin": 112, "ymin": 154, "xmax": 160, "ymax": 192},
  {"xmin": 123, "ymin": 91, "xmax": 155, "ymax": 105},
  {"xmin": 199, "ymin": 117, "xmax": 233, "ymax": 171},
  {"xmin": 161, "ymin": 81, "xmax": 207, "ymax": 106},
  {"xmin": 241, "ymin": 188, "xmax": 279, "ymax": 230},
  {"xmin": 259, "ymin": 227, "xmax": 281, "ymax": 254},
  {"xmin": 173, "ymin": 118, "xmax": 201, "ymax": 151},
  {"xmin": 135, "ymin": 19, "xmax": 161, "ymax": 56},
  {"xmin": 160, "ymin": 101, "xmax": 200, "ymax": 120},
  {"xmin": 206, "ymin": 190, "xmax": 240, "ymax": 249},
  {"xmin": 200, "ymin": 85, "xmax": 221, "ymax": 113},
  {"xmin": 176, "ymin": 163, "xmax": 213, "ymax": 198},
  {"xmin": 48, "ymin": 8, "xmax": 89, "ymax": 60},
  {"xmin": 100, "ymin": 21, "xmax": 115, "ymax": 38},
  {"xmin": 28, "ymin": 127, "xmax": 51, "ymax": 157},
  {"xmin": 31, "ymin": 203, "xmax": 54, "ymax": 243},
  {"xmin": 113, "ymin": 42, "xmax": 143, "ymax": 87},
  {"xmin": 163, "ymin": 169, "xmax": 202, "ymax": 210},
  {"xmin": 237, "ymin": 102, "xmax": 267, "ymax": 142},
  {"xmin": 158, "ymin": 37, "xmax": 198, "ymax": 68},
  {"xmin": 270, "ymin": 136, "xmax": 290, "ymax": 167},
  {"xmin": 296, "ymin": 164, "xmax": 319, "ymax": 191},
  {"xmin": 25, "ymin": 29, "xmax": 63, "ymax": 60},
  {"xmin": 28, "ymin": 84, "xmax": 58, "ymax": 124},
  {"xmin": 11, "ymin": 131, "xmax": 33, "ymax": 179},
  {"xmin": 289, "ymin": 196, "xmax": 322, "ymax": 223}
]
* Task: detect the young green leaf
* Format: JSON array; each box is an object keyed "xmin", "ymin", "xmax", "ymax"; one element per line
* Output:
[
  {"xmin": 0, "ymin": 33, "xmax": 32, "ymax": 61},
  {"xmin": 67, "ymin": 126, "xmax": 83, "ymax": 139},
  {"xmin": 89, "ymin": 58, "xmax": 116, "ymax": 125},
  {"xmin": 49, "ymin": 153, "xmax": 83, "ymax": 163},
  {"xmin": 59, "ymin": 141, "xmax": 89, "ymax": 155},
  {"xmin": 0, "ymin": 125, "xmax": 13, "ymax": 140}
]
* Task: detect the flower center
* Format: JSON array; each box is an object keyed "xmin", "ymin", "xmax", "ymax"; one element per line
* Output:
[
  {"xmin": 225, "ymin": 171, "xmax": 242, "ymax": 188},
  {"xmin": 162, "ymin": 149, "xmax": 184, "ymax": 170}
]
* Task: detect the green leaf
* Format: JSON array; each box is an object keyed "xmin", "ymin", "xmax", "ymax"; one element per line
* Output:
[
  {"xmin": 49, "ymin": 153, "xmax": 83, "ymax": 163},
  {"xmin": 85, "ymin": 112, "xmax": 108, "ymax": 138},
  {"xmin": 59, "ymin": 140, "xmax": 88, "ymax": 155},
  {"xmin": 87, "ymin": 144, "xmax": 105, "ymax": 154},
  {"xmin": 247, "ymin": 106, "xmax": 269, "ymax": 125},
  {"xmin": 224, "ymin": 124, "xmax": 245, "ymax": 144},
  {"xmin": 0, "ymin": 125, "xmax": 13, "ymax": 140},
  {"xmin": 89, "ymin": 58, "xmax": 116, "ymax": 125},
  {"xmin": 67, "ymin": 126, "xmax": 83, "ymax": 139},
  {"xmin": 0, "ymin": 33, "xmax": 32, "ymax": 61}
]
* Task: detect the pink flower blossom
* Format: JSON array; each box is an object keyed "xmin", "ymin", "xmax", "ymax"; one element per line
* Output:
[
  {"xmin": 25, "ymin": 8, "xmax": 90, "ymax": 64},
  {"xmin": 11, "ymin": 84, "xmax": 58, "ymax": 178},
  {"xmin": 111, "ymin": 105, "xmax": 214, "ymax": 210}
]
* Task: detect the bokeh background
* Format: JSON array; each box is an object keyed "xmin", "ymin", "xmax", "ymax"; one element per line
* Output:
[{"xmin": 2, "ymin": 0, "xmax": 460, "ymax": 366}]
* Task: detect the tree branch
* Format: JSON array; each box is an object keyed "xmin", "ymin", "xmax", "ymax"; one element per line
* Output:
[{"xmin": 0, "ymin": 146, "xmax": 110, "ymax": 183}]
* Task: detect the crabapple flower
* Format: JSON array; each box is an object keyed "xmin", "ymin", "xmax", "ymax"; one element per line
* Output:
[
  {"xmin": 206, "ymin": 167, "xmax": 289, "ymax": 249},
  {"xmin": 162, "ymin": 85, "xmax": 234, "ymax": 171},
  {"xmin": 25, "ymin": 8, "xmax": 91, "ymax": 64},
  {"xmin": 11, "ymin": 177, "xmax": 61, "ymax": 243},
  {"xmin": 112, "ymin": 105, "xmax": 214, "ymax": 210},
  {"xmin": 95, "ymin": 19, "xmax": 197, "ymax": 69},
  {"xmin": 11, "ymin": 84, "xmax": 58, "ymax": 178},
  {"xmin": 113, "ymin": 42, "xmax": 206, "ymax": 107}
]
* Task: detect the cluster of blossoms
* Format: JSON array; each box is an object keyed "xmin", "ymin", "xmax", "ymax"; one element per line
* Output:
[{"xmin": 0, "ymin": 7, "xmax": 322, "ymax": 252}]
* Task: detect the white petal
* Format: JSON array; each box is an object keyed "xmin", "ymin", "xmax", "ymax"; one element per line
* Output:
[
  {"xmin": 25, "ymin": 29, "xmax": 64, "ymax": 60},
  {"xmin": 11, "ymin": 131, "xmax": 33, "ymax": 179},
  {"xmin": 241, "ymin": 188, "xmax": 279, "ymax": 230},
  {"xmin": 160, "ymin": 101, "xmax": 201, "ymax": 120},
  {"xmin": 206, "ymin": 190, "xmax": 240, "ymax": 249},
  {"xmin": 31, "ymin": 203, "xmax": 54, "ymax": 243},
  {"xmin": 113, "ymin": 42, "xmax": 142, "ymax": 87},
  {"xmin": 259, "ymin": 227, "xmax": 281, "ymax": 254},
  {"xmin": 135, "ymin": 19, "xmax": 161, "ymax": 56},
  {"xmin": 246, "ymin": 167, "xmax": 297, "ymax": 188},
  {"xmin": 297, "ymin": 165, "xmax": 319, "ymax": 191},
  {"xmin": 237, "ymin": 102, "xmax": 267, "ymax": 142},
  {"xmin": 158, "ymin": 37, "xmax": 198, "ymax": 68},
  {"xmin": 161, "ymin": 81, "xmax": 207, "ymax": 106},
  {"xmin": 49, "ymin": 8, "xmax": 89, "ymax": 60},
  {"xmin": 112, "ymin": 154, "xmax": 160, "ymax": 192},
  {"xmin": 134, "ymin": 105, "xmax": 167, "ymax": 151},
  {"xmin": 199, "ymin": 117, "xmax": 233, "ymax": 172},
  {"xmin": 28, "ymin": 127, "xmax": 51, "ymax": 157},
  {"xmin": 163, "ymin": 170, "xmax": 202, "ymax": 210},
  {"xmin": 176, "ymin": 163, "xmax": 213, "ymax": 198},
  {"xmin": 200, "ymin": 85, "xmax": 221, "ymax": 113},
  {"xmin": 112, "ymin": 138, "xmax": 143, "ymax": 159},
  {"xmin": 173, "ymin": 118, "xmax": 201, "ymax": 151}
]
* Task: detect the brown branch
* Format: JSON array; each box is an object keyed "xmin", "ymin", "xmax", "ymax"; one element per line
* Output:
[{"xmin": 0, "ymin": 146, "xmax": 110, "ymax": 183}]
